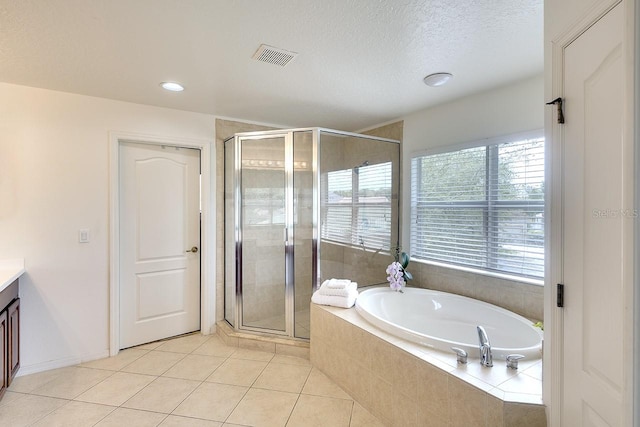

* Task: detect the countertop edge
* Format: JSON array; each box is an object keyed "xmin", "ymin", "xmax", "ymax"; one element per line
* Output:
[{"xmin": 0, "ymin": 259, "xmax": 25, "ymax": 293}]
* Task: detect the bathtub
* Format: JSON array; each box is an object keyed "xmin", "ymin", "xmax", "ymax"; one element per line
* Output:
[{"xmin": 355, "ymin": 287, "xmax": 542, "ymax": 360}]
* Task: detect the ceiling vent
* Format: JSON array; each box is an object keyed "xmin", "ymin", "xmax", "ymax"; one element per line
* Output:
[{"xmin": 252, "ymin": 44, "xmax": 298, "ymax": 67}]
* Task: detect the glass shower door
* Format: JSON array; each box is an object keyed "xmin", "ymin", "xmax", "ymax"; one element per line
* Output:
[{"xmin": 240, "ymin": 136, "xmax": 287, "ymax": 332}]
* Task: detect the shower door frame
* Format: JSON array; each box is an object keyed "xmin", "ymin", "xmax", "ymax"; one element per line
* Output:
[
  {"xmin": 229, "ymin": 130, "xmax": 313, "ymax": 337},
  {"xmin": 226, "ymin": 127, "xmax": 399, "ymax": 339}
]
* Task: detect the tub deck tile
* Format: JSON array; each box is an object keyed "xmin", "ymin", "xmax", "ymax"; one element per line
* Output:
[{"xmin": 310, "ymin": 303, "xmax": 546, "ymax": 427}]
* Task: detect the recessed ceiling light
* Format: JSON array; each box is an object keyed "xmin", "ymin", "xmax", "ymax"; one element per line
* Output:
[
  {"xmin": 423, "ymin": 73, "xmax": 453, "ymax": 87},
  {"xmin": 160, "ymin": 82, "xmax": 184, "ymax": 92}
]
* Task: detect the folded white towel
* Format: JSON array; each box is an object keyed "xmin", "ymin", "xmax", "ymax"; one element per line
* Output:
[
  {"xmin": 318, "ymin": 280, "xmax": 358, "ymax": 297},
  {"xmin": 325, "ymin": 278, "xmax": 352, "ymax": 289},
  {"xmin": 311, "ymin": 289, "xmax": 359, "ymax": 308}
]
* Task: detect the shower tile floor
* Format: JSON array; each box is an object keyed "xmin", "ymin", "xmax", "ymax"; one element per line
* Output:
[{"xmin": 0, "ymin": 333, "xmax": 384, "ymax": 427}]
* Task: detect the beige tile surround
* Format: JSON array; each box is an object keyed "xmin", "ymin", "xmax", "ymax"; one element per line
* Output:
[
  {"xmin": 1, "ymin": 332, "xmax": 385, "ymax": 427},
  {"xmin": 410, "ymin": 261, "xmax": 544, "ymax": 322},
  {"xmin": 310, "ymin": 304, "xmax": 546, "ymax": 427}
]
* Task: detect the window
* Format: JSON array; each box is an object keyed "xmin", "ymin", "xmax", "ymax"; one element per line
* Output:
[
  {"xmin": 410, "ymin": 135, "xmax": 544, "ymax": 280},
  {"xmin": 321, "ymin": 162, "xmax": 392, "ymax": 251}
]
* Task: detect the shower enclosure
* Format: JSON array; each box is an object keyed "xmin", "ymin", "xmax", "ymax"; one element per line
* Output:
[{"xmin": 224, "ymin": 128, "xmax": 399, "ymax": 339}]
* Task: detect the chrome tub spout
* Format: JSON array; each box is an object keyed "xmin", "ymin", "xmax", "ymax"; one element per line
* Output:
[{"xmin": 477, "ymin": 326, "xmax": 493, "ymax": 367}]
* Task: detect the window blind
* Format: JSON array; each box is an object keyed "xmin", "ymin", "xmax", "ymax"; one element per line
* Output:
[
  {"xmin": 321, "ymin": 162, "xmax": 392, "ymax": 251},
  {"xmin": 410, "ymin": 137, "xmax": 544, "ymax": 279}
]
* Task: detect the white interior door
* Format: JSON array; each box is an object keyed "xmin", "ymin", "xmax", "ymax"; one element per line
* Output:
[
  {"xmin": 561, "ymin": 3, "xmax": 632, "ymax": 425},
  {"xmin": 119, "ymin": 142, "xmax": 201, "ymax": 349}
]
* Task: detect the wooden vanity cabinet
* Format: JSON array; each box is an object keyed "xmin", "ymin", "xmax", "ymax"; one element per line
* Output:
[
  {"xmin": 7, "ymin": 298, "xmax": 19, "ymax": 382},
  {"xmin": 0, "ymin": 279, "xmax": 19, "ymax": 400},
  {"xmin": 0, "ymin": 310, "xmax": 7, "ymax": 399}
]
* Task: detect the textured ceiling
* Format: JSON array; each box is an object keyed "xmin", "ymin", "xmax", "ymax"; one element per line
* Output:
[{"xmin": 0, "ymin": 0, "xmax": 543, "ymax": 130}]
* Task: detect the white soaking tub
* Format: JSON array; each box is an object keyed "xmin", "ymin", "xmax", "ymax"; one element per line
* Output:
[{"xmin": 355, "ymin": 287, "xmax": 542, "ymax": 360}]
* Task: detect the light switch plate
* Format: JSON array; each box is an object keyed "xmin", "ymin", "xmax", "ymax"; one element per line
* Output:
[{"xmin": 79, "ymin": 228, "xmax": 90, "ymax": 243}]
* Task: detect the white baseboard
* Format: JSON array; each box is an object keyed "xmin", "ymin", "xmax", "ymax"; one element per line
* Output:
[
  {"xmin": 17, "ymin": 350, "xmax": 110, "ymax": 377},
  {"xmin": 17, "ymin": 356, "xmax": 81, "ymax": 377},
  {"xmin": 79, "ymin": 350, "xmax": 112, "ymax": 364}
]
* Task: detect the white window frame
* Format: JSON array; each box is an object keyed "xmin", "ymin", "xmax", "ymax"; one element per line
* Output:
[{"xmin": 410, "ymin": 130, "xmax": 545, "ymax": 283}]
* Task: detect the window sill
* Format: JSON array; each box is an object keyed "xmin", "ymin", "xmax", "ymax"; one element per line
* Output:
[{"xmin": 410, "ymin": 258, "xmax": 544, "ymax": 287}]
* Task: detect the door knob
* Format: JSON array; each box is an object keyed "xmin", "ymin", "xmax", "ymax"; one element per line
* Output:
[{"xmin": 186, "ymin": 246, "xmax": 199, "ymax": 253}]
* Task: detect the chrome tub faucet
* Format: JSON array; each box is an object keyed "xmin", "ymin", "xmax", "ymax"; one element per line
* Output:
[{"xmin": 477, "ymin": 326, "xmax": 493, "ymax": 367}]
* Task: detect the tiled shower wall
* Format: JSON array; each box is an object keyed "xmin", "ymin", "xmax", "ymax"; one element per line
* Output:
[
  {"xmin": 216, "ymin": 120, "xmax": 405, "ymax": 324},
  {"xmin": 319, "ymin": 121, "xmax": 404, "ymax": 287}
]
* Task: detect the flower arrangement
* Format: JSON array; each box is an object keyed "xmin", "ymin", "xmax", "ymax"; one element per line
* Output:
[
  {"xmin": 533, "ymin": 321, "xmax": 544, "ymax": 331},
  {"xmin": 386, "ymin": 247, "xmax": 412, "ymax": 292}
]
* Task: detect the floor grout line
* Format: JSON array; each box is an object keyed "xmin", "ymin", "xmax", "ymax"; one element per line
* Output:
[
  {"xmin": 283, "ymin": 391, "xmax": 302, "ymax": 427},
  {"xmin": 347, "ymin": 399, "xmax": 356, "ymax": 427},
  {"xmin": 221, "ymin": 378, "xmax": 252, "ymax": 425},
  {"xmin": 89, "ymin": 402, "xmax": 118, "ymax": 427}
]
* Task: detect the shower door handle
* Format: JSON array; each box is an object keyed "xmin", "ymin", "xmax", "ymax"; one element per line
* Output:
[{"xmin": 284, "ymin": 227, "xmax": 288, "ymax": 243}]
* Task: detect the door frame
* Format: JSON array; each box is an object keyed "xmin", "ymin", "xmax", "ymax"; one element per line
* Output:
[
  {"xmin": 109, "ymin": 131, "xmax": 214, "ymax": 356},
  {"xmin": 546, "ymin": 0, "xmax": 636, "ymax": 425}
]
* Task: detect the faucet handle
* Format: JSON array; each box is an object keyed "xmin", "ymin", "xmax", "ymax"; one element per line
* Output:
[
  {"xmin": 451, "ymin": 347, "xmax": 468, "ymax": 364},
  {"xmin": 506, "ymin": 354, "xmax": 525, "ymax": 370}
]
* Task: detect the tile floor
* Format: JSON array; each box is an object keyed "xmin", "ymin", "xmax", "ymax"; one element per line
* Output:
[{"xmin": 0, "ymin": 333, "xmax": 385, "ymax": 427}]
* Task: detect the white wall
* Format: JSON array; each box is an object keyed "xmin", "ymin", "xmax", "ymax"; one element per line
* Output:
[
  {"xmin": 545, "ymin": 0, "xmax": 603, "ymax": 39},
  {"xmin": 0, "ymin": 82, "xmax": 216, "ymax": 373},
  {"xmin": 400, "ymin": 75, "xmax": 544, "ymax": 249}
]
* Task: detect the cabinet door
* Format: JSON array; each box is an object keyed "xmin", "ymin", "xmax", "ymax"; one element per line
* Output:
[
  {"xmin": 7, "ymin": 299, "xmax": 19, "ymax": 384},
  {"xmin": 0, "ymin": 310, "xmax": 7, "ymax": 399}
]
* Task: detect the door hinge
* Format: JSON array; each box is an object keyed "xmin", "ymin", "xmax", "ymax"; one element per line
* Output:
[
  {"xmin": 546, "ymin": 97, "xmax": 565, "ymax": 124},
  {"xmin": 557, "ymin": 283, "xmax": 565, "ymax": 308}
]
